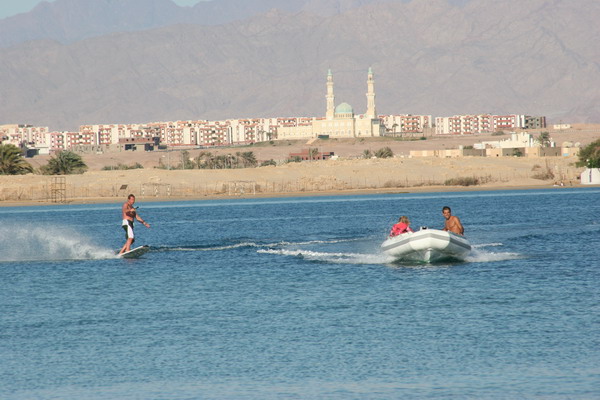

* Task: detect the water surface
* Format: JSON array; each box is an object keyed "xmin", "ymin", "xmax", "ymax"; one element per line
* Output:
[{"xmin": 1, "ymin": 188, "xmax": 599, "ymax": 399}]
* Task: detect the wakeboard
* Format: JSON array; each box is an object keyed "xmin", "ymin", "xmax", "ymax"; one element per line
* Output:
[{"xmin": 118, "ymin": 245, "xmax": 150, "ymax": 259}]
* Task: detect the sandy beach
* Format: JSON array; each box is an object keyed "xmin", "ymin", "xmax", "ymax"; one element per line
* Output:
[{"xmin": 2, "ymin": 127, "xmax": 599, "ymax": 207}]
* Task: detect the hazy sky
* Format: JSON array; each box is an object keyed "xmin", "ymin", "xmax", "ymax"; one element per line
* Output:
[
  {"xmin": 0, "ymin": 0, "xmax": 209, "ymax": 20},
  {"xmin": 0, "ymin": 0, "xmax": 472, "ymax": 21}
]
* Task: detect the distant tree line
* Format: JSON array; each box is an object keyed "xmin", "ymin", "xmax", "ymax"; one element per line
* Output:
[
  {"xmin": 363, "ymin": 147, "xmax": 394, "ymax": 159},
  {"xmin": 157, "ymin": 150, "xmax": 276, "ymax": 170}
]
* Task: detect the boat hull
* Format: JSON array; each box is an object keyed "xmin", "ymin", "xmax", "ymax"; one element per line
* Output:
[{"xmin": 381, "ymin": 229, "xmax": 471, "ymax": 263}]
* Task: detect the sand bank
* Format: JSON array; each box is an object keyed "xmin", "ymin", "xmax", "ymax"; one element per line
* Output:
[{"xmin": 0, "ymin": 155, "xmax": 585, "ymax": 207}]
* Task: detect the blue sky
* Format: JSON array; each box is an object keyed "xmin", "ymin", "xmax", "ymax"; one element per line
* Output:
[{"xmin": 0, "ymin": 0, "xmax": 209, "ymax": 20}]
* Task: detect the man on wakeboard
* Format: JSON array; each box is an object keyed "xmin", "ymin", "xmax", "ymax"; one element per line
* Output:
[{"xmin": 119, "ymin": 194, "xmax": 150, "ymax": 254}]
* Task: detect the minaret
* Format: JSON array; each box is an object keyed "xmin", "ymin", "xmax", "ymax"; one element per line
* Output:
[
  {"xmin": 366, "ymin": 67, "xmax": 376, "ymax": 119},
  {"xmin": 326, "ymin": 69, "xmax": 335, "ymax": 120}
]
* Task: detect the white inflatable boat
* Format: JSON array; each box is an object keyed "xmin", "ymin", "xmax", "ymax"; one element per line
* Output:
[{"xmin": 381, "ymin": 228, "xmax": 471, "ymax": 263}]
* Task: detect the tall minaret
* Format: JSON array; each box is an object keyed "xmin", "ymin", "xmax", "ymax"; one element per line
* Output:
[
  {"xmin": 326, "ymin": 69, "xmax": 335, "ymax": 120},
  {"xmin": 366, "ymin": 67, "xmax": 376, "ymax": 119}
]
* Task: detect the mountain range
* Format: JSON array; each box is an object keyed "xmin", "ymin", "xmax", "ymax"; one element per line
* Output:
[{"xmin": 0, "ymin": 0, "xmax": 598, "ymax": 131}]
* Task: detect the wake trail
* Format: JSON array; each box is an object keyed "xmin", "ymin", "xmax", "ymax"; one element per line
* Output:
[
  {"xmin": 258, "ymin": 248, "xmax": 395, "ymax": 265},
  {"xmin": 154, "ymin": 238, "xmax": 363, "ymax": 253}
]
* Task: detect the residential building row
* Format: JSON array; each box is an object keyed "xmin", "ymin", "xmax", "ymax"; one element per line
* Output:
[
  {"xmin": 1, "ymin": 68, "xmax": 546, "ymax": 153},
  {"xmin": 0, "ymin": 111, "xmax": 547, "ymax": 155},
  {"xmin": 434, "ymin": 115, "xmax": 546, "ymax": 135}
]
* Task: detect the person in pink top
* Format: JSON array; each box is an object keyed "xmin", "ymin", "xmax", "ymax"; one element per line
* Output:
[{"xmin": 389, "ymin": 215, "xmax": 414, "ymax": 237}]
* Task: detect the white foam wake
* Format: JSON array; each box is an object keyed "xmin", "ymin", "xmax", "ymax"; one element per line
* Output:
[
  {"xmin": 465, "ymin": 248, "xmax": 522, "ymax": 263},
  {"xmin": 472, "ymin": 242, "xmax": 504, "ymax": 248},
  {"xmin": 258, "ymin": 248, "xmax": 395, "ymax": 265},
  {"xmin": 0, "ymin": 225, "xmax": 115, "ymax": 262},
  {"xmin": 466, "ymin": 242, "xmax": 523, "ymax": 262}
]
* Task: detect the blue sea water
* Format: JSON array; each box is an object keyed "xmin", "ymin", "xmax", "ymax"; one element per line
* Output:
[{"xmin": 1, "ymin": 188, "xmax": 599, "ymax": 399}]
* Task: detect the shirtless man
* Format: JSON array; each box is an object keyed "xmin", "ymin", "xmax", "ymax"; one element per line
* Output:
[
  {"xmin": 119, "ymin": 194, "xmax": 150, "ymax": 254},
  {"xmin": 442, "ymin": 206, "xmax": 464, "ymax": 235}
]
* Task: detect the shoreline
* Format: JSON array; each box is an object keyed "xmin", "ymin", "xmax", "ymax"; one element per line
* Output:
[{"xmin": 1, "ymin": 181, "xmax": 593, "ymax": 208}]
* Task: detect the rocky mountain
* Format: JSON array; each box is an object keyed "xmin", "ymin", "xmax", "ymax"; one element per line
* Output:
[
  {"xmin": 0, "ymin": 0, "xmax": 388, "ymax": 48},
  {"xmin": 0, "ymin": 0, "xmax": 598, "ymax": 130}
]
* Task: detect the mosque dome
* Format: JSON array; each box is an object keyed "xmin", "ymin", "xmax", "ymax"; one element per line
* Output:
[{"xmin": 335, "ymin": 102, "xmax": 354, "ymax": 116}]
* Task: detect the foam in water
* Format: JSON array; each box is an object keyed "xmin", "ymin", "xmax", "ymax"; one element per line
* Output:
[
  {"xmin": 466, "ymin": 243, "xmax": 522, "ymax": 263},
  {"xmin": 258, "ymin": 248, "xmax": 395, "ymax": 265},
  {"xmin": 0, "ymin": 224, "xmax": 115, "ymax": 262}
]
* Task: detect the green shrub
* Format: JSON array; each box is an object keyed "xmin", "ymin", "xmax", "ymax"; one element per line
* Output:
[
  {"xmin": 102, "ymin": 162, "xmax": 144, "ymax": 171},
  {"xmin": 374, "ymin": 147, "xmax": 393, "ymax": 158},
  {"xmin": 260, "ymin": 159, "xmax": 277, "ymax": 167},
  {"xmin": 444, "ymin": 177, "xmax": 480, "ymax": 186}
]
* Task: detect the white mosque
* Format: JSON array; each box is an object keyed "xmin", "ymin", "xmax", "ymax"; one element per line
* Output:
[{"xmin": 277, "ymin": 68, "xmax": 383, "ymax": 139}]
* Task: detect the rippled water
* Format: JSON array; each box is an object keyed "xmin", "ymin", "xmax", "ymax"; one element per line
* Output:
[{"xmin": 1, "ymin": 188, "xmax": 599, "ymax": 399}]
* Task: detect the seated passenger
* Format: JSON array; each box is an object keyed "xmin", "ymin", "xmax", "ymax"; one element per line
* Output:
[{"xmin": 390, "ymin": 216, "xmax": 414, "ymax": 237}]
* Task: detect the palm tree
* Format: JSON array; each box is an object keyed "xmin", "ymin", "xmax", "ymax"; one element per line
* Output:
[
  {"xmin": 375, "ymin": 146, "xmax": 394, "ymax": 158},
  {"xmin": 363, "ymin": 149, "xmax": 373, "ymax": 159},
  {"xmin": 576, "ymin": 138, "xmax": 600, "ymax": 168},
  {"xmin": 241, "ymin": 151, "xmax": 257, "ymax": 167},
  {"xmin": 0, "ymin": 144, "xmax": 33, "ymax": 175},
  {"xmin": 234, "ymin": 152, "xmax": 243, "ymax": 168},
  {"xmin": 537, "ymin": 131, "xmax": 551, "ymax": 147},
  {"xmin": 214, "ymin": 155, "xmax": 229, "ymax": 169},
  {"xmin": 41, "ymin": 151, "xmax": 88, "ymax": 175},
  {"xmin": 196, "ymin": 152, "xmax": 213, "ymax": 169}
]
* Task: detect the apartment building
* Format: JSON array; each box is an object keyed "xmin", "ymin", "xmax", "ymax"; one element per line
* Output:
[
  {"xmin": 0, "ymin": 124, "xmax": 49, "ymax": 147},
  {"xmin": 48, "ymin": 132, "xmax": 66, "ymax": 151},
  {"xmin": 435, "ymin": 114, "xmax": 545, "ymax": 135},
  {"xmin": 380, "ymin": 114, "xmax": 432, "ymax": 134}
]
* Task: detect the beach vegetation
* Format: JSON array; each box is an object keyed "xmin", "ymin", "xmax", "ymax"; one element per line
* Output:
[
  {"xmin": 0, "ymin": 144, "xmax": 34, "ymax": 175},
  {"xmin": 180, "ymin": 150, "xmax": 195, "ymax": 169},
  {"xmin": 444, "ymin": 176, "xmax": 480, "ymax": 186},
  {"xmin": 374, "ymin": 147, "xmax": 394, "ymax": 158},
  {"xmin": 102, "ymin": 162, "xmax": 143, "ymax": 170},
  {"xmin": 260, "ymin": 159, "xmax": 277, "ymax": 167},
  {"xmin": 363, "ymin": 149, "xmax": 373, "ymax": 159},
  {"xmin": 576, "ymin": 138, "xmax": 600, "ymax": 168},
  {"xmin": 239, "ymin": 151, "xmax": 258, "ymax": 167},
  {"xmin": 531, "ymin": 161, "xmax": 555, "ymax": 180},
  {"xmin": 192, "ymin": 151, "xmax": 259, "ymax": 169},
  {"xmin": 40, "ymin": 151, "xmax": 87, "ymax": 175}
]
